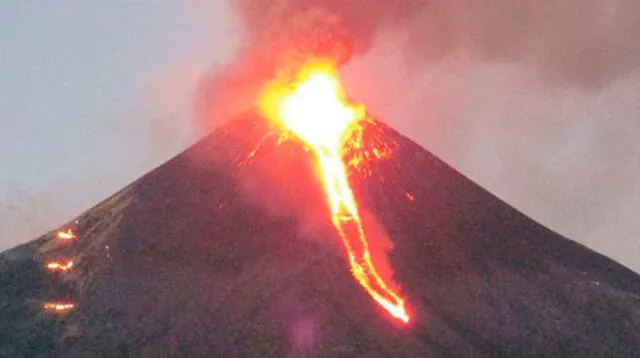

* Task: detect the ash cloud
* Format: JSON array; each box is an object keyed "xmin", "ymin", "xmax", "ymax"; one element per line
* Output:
[
  {"xmin": 198, "ymin": 0, "xmax": 640, "ymax": 124},
  {"xmin": 403, "ymin": 1, "xmax": 640, "ymax": 87},
  {"xmin": 194, "ymin": 0, "xmax": 424, "ymax": 133}
]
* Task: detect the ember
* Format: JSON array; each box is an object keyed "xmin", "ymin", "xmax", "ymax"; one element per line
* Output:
[{"xmin": 259, "ymin": 62, "xmax": 410, "ymax": 323}]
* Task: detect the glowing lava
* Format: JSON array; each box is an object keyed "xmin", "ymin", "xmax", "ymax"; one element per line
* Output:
[
  {"xmin": 45, "ymin": 260, "xmax": 74, "ymax": 272},
  {"xmin": 260, "ymin": 62, "xmax": 410, "ymax": 323},
  {"xmin": 56, "ymin": 229, "xmax": 76, "ymax": 240},
  {"xmin": 43, "ymin": 302, "xmax": 75, "ymax": 313}
]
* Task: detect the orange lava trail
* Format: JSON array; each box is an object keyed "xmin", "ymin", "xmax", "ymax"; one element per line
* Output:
[
  {"xmin": 317, "ymin": 147, "xmax": 410, "ymax": 323},
  {"xmin": 260, "ymin": 62, "xmax": 410, "ymax": 323}
]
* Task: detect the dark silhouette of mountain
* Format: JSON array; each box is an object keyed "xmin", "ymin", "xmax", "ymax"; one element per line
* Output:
[{"xmin": 1, "ymin": 111, "xmax": 639, "ymax": 357}]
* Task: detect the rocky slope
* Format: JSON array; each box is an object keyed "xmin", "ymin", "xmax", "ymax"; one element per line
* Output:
[{"xmin": 1, "ymin": 111, "xmax": 639, "ymax": 357}]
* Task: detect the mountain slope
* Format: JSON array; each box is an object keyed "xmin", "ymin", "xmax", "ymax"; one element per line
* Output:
[{"xmin": 2, "ymin": 111, "xmax": 639, "ymax": 357}]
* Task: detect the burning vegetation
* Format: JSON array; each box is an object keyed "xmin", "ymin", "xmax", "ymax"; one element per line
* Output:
[{"xmin": 258, "ymin": 61, "xmax": 410, "ymax": 323}]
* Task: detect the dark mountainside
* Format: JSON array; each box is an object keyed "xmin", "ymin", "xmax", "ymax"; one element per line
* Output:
[{"xmin": 1, "ymin": 111, "xmax": 639, "ymax": 357}]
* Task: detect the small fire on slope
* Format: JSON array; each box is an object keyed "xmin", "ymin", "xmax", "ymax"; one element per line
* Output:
[
  {"xmin": 259, "ymin": 62, "xmax": 410, "ymax": 323},
  {"xmin": 42, "ymin": 227, "xmax": 78, "ymax": 312},
  {"xmin": 43, "ymin": 302, "xmax": 75, "ymax": 313},
  {"xmin": 45, "ymin": 260, "xmax": 74, "ymax": 272},
  {"xmin": 56, "ymin": 229, "xmax": 76, "ymax": 241}
]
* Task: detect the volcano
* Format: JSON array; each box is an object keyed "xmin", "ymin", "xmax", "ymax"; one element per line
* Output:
[{"xmin": 1, "ymin": 111, "xmax": 639, "ymax": 357}]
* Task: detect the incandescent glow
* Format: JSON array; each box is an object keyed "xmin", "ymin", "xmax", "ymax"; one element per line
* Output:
[
  {"xmin": 259, "ymin": 62, "xmax": 410, "ymax": 323},
  {"xmin": 43, "ymin": 302, "xmax": 75, "ymax": 313},
  {"xmin": 46, "ymin": 260, "xmax": 74, "ymax": 272},
  {"xmin": 280, "ymin": 73, "xmax": 360, "ymax": 148},
  {"xmin": 56, "ymin": 229, "xmax": 76, "ymax": 240},
  {"xmin": 261, "ymin": 63, "xmax": 364, "ymax": 149}
]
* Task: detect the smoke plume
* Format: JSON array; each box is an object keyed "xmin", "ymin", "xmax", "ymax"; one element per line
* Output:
[{"xmin": 197, "ymin": 0, "xmax": 640, "ymax": 129}]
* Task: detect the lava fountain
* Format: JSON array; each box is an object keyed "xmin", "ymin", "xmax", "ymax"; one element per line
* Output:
[{"xmin": 259, "ymin": 62, "xmax": 410, "ymax": 323}]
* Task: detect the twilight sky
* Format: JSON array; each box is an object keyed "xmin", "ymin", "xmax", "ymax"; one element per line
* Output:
[
  {"xmin": 0, "ymin": 1, "xmax": 238, "ymax": 247},
  {"xmin": 1, "ymin": 1, "xmax": 638, "ymax": 273}
]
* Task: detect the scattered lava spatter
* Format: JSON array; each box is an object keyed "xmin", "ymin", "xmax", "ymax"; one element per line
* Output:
[{"xmin": 259, "ymin": 62, "xmax": 410, "ymax": 323}]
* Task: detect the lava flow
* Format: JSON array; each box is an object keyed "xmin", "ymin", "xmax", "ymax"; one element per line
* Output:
[{"xmin": 259, "ymin": 62, "xmax": 410, "ymax": 323}]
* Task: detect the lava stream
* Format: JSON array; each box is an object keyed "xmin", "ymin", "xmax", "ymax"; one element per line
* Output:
[{"xmin": 260, "ymin": 62, "xmax": 410, "ymax": 323}]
